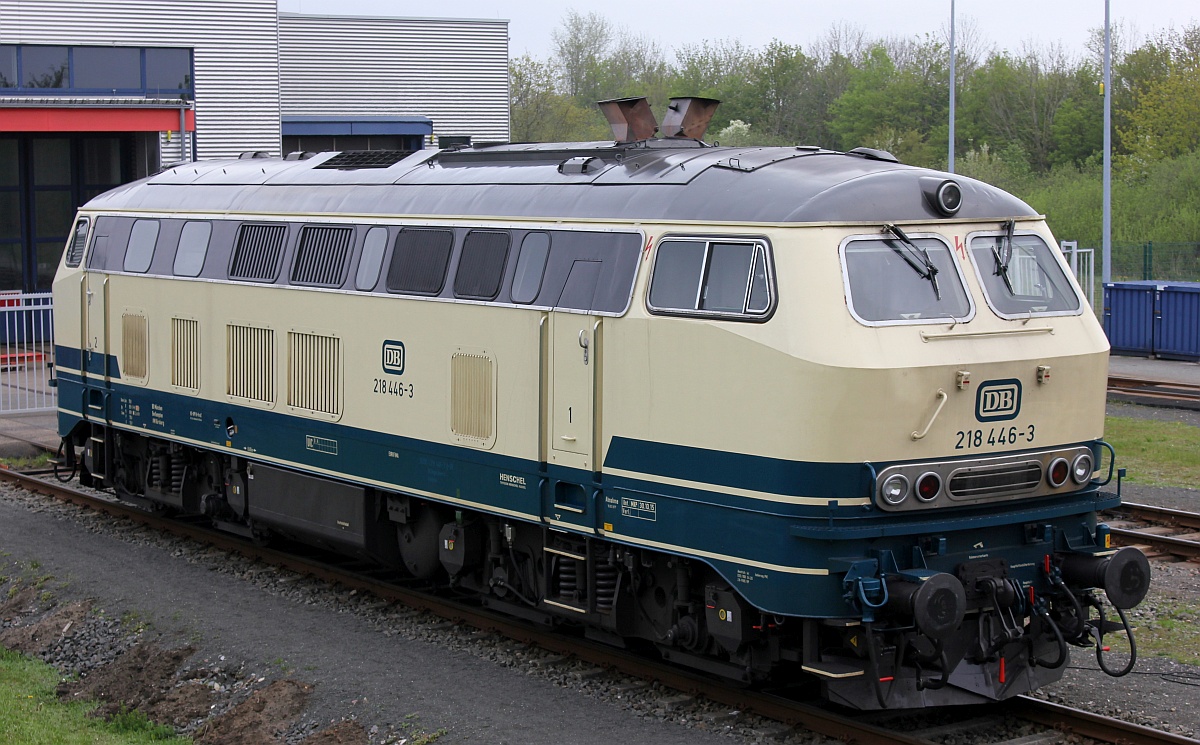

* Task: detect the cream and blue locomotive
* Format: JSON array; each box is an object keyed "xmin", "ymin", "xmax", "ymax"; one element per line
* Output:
[{"xmin": 52, "ymin": 97, "xmax": 1149, "ymax": 709}]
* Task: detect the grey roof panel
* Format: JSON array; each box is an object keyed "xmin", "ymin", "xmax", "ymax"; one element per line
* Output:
[{"xmin": 84, "ymin": 142, "xmax": 1037, "ymax": 224}]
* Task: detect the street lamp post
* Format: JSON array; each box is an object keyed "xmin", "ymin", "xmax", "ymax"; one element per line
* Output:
[
  {"xmin": 949, "ymin": 0, "xmax": 956, "ymax": 173},
  {"xmin": 1103, "ymin": 0, "xmax": 1112, "ymax": 283}
]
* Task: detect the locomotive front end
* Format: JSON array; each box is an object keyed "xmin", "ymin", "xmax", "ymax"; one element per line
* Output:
[{"xmin": 784, "ymin": 208, "xmax": 1151, "ymax": 708}]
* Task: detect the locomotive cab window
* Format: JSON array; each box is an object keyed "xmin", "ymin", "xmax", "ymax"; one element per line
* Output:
[
  {"xmin": 123, "ymin": 219, "xmax": 160, "ymax": 273},
  {"xmin": 967, "ymin": 230, "xmax": 1082, "ymax": 318},
  {"xmin": 648, "ymin": 238, "xmax": 772, "ymax": 319},
  {"xmin": 65, "ymin": 217, "xmax": 89, "ymax": 267},
  {"xmin": 841, "ymin": 233, "xmax": 973, "ymax": 324}
]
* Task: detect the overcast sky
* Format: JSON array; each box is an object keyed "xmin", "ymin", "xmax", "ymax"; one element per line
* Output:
[{"xmin": 278, "ymin": 1, "xmax": 1198, "ymax": 61}]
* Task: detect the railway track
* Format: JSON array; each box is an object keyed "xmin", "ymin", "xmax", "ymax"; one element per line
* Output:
[
  {"xmin": 1108, "ymin": 375, "xmax": 1200, "ymax": 410},
  {"xmin": 1105, "ymin": 502, "xmax": 1200, "ymax": 562},
  {"xmin": 1, "ymin": 469, "xmax": 1194, "ymax": 745}
]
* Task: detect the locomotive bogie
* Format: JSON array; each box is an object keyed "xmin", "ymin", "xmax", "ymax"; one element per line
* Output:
[{"xmin": 52, "ymin": 131, "xmax": 1148, "ymax": 709}]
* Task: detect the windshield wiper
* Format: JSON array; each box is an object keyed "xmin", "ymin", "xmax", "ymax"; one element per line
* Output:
[
  {"xmin": 884, "ymin": 224, "xmax": 941, "ymax": 300},
  {"xmin": 992, "ymin": 219, "xmax": 1016, "ymax": 295}
]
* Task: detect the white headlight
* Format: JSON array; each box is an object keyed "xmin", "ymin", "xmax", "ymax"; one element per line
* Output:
[
  {"xmin": 1071, "ymin": 453, "xmax": 1094, "ymax": 484},
  {"xmin": 881, "ymin": 474, "xmax": 910, "ymax": 505}
]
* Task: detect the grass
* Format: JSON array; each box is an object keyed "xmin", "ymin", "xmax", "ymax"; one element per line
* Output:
[
  {"xmin": 1116, "ymin": 599, "xmax": 1200, "ymax": 666},
  {"xmin": 1104, "ymin": 415, "xmax": 1200, "ymax": 489},
  {"xmin": 0, "ymin": 648, "xmax": 188, "ymax": 744},
  {"xmin": 0, "ymin": 451, "xmax": 55, "ymax": 471}
]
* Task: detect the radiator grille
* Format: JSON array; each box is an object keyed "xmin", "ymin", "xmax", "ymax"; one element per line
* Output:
[
  {"xmin": 171, "ymin": 318, "xmax": 201, "ymax": 391},
  {"xmin": 288, "ymin": 331, "xmax": 342, "ymax": 416},
  {"xmin": 230, "ymin": 224, "xmax": 286, "ymax": 281},
  {"xmin": 291, "ymin": 226, "xmax": 353, "ymax": 287},
  {"xmin": 227, "ymin": 324, "xmax": 275, "ymax": 403},
  {"xmin": 121, "ymin": 313, "xmax": 148, "ymax": 381},
  {"xmin": 451, "ymin": 352, "xmax": 494, "ymax": 442},
  {"xmin": 948, "ymin": 461, "xmax": 1042, "ymax": 499}
]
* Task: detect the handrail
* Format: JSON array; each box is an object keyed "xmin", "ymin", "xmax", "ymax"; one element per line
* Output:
[
  {"xmin": 911, "ymin": 389, "xmax": 948, "ymax": 440},
  {"xmin": 921, "ymin": 326, "xmax": 1054, "ymax": 341}
]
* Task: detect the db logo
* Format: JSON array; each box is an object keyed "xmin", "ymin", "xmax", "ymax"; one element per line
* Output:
[
  {"xmin": 975, "ymin": 379, "xmax": 1022, "ymax": 422},
  {"xmin": 382, "ymin": 340, "xmax": 405, "ymax": 375}
]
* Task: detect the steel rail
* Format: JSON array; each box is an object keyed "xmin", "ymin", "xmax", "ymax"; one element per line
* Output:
[
  {"xmin": 4, "ymin": 469, "xmax": 1195, "ymax": 745},
  {"xmin": 1011, "ymin": 697, "xmax": 1200, "ymax": 745},
  {"xmin": 1111, "ymin": 502, "xmax": 1200, "ymax": 533},
  {"xmin": 1108, "ymin": 375, "xmax": 1200, "ymax": 410},
  {"xmin": 1104, "ymin": 501, "xmax": 1200, "ymax": 561}
]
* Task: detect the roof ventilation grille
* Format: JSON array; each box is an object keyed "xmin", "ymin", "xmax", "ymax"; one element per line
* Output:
[{"xmin": 314, "ymin": 150, "xmax": 414, "ymax": 170}]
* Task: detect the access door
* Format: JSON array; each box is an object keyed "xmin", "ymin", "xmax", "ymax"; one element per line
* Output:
[{"xmin": 550, "ymin": 311, "xmax": 596, "ymax": 469}]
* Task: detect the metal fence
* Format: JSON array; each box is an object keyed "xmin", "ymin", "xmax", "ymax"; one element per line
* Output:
[
  {"xmin": 1060, "ymin": 241, "xmax": 1096, "ymax": 309},
  {"xmin": 1108, "ymin": 242, "xmax": 1200, "ymax": 282},
  {"xmin": 0, "ymin": 292, "xmax": 56, "ymax": 413}
]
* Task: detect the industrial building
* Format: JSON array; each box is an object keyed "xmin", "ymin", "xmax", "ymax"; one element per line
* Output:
[{"xmin": 0, "ymin": 0, "xmax": 510, "ymax": 291}]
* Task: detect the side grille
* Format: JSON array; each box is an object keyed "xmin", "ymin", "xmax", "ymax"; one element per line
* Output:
[
  {"xmin": 948, "ymin": 461, "xmax": 1042, "ymax": 500},
  {"xmin": 451, "ymin": 352, "xmax": 494, "ymax": 444},
  {"xmin": 171, "ymin": 317, "xmax": 201, "ymax": 391},
  {"xmin": 291, "ymin": 226, "xmax": 353, "ymax": 287},
  {"xmin": 288, "ymin": 331, "xmax": 341, "ymax": 416},
  {"xmin": 230, "ymin": 224, "xmax": 286, "ymax": 281},
  {"xmin": 227, "ymin": 324, "xmax": 275, "ymax": 404},
  {"xmin": 122, "ymin": 313, "xmax": 149, "ymax": 381}
]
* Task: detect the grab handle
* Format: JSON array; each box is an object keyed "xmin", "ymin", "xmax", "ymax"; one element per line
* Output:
[{"xmin": 911, "ymin": 389, "xmax": 948, "ymax": 441}]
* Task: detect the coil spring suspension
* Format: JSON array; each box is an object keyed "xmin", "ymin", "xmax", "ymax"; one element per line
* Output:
[
  {"xmin": 595, "ymin": 561, "xmax": 618, "ymax": 612},
  {"xmin": 170, "ymin": 455, "xmax": 186, "ymax": 494},
  {"xmin": 557, "ymin": 559, "xmax": 579, "ymax": 600},
  {"xmin": 147, "ymin": 455, "xmax": 164, "ymax": 489}
]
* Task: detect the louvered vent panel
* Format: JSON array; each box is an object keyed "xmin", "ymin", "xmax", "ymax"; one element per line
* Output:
[
  {"xmin": 451, "ymin": 353, "xmax": 493, "ymax": 441},
  {"xmin": 171, "ymin": 318, "xmax": 201, "ymax": 391},
  {"xmin": 227, "ymin": 324, "xmax": 275, "ymax": 403},
  {"xmin": 291, "ymin": 227, "xmax": 353, "ymax": 287},
  {"xmin": 288, "ymin": 332, "xmax": 342, "ymax": 416},
  {"xmin": 230, "ymin": 224, "xmax": 286, "ymax": 281},
  {"xmin": 313, "ymin": 150, "xmax": 413, "ymax": 170},
  {"xmin": 122, "ymin": 313, "xmax": 149, "ymax": 381}
]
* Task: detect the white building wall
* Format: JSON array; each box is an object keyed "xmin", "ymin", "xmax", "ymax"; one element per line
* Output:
[
  {"xmin": 0, "ymin": 0, "xmax": 281, "ymax": 159},
  {"xmin": 279, "ymin": 14, "xmax": 509, "ymax": 144}
]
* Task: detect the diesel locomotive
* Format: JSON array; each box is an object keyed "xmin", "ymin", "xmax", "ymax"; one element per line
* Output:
[{"xmin": 52, "ymin": 97, "xmax": 1150, "ymax": 709}]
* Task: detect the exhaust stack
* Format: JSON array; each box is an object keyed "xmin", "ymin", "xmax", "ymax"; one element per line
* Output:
[
  {"xmin": 597, "ymin": 96, "xmax": 659, "ymax": 143},
  {"xmin": 661, "ymin": 97, "xmax": 721, "ymax": 140}
]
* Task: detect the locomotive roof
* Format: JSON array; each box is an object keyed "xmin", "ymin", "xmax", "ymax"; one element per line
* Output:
[{"xmin": 84, "ymin": 139, "xmax": 1038, "ymax": 224}]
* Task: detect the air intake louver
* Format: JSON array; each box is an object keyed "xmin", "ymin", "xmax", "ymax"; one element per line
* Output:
[
  {"xmin": 291, "ymin": 226, "xmax": 353, "ymax": 287},
  {"xmin": 288, "ymin": 331, "xmax": 341, "ymax": 417},
  {"xmin": 227, "ymin": 324, "xmax": 275, "ymax": 404},
  {"xmin": 171, "ymin": 317, "xmax": 201, "ymax": 392},
  {"xmin": 451, "ymin": 352, "xmax": 494, "ymax": 445},
  {"xmin": 230, "ymin": 224, "xmax": 286, "ymax": 282},
  {"xmin": 122, "ymin": 313, "xmax": 148, "ymax": 382}
]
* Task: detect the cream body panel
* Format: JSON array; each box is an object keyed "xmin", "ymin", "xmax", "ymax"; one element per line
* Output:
[{"xmin": 598, "ymin": 219, "xmax": 1107, "ymax": 471}]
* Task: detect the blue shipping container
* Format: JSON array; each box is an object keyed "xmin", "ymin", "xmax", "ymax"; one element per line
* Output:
[
  {"xmin": 1156, "ymin": 283, "xmax": 1200, "ymax": 361},
  {"xmin": 1103, "ymin": 282, "xmax": 1160, "ymax": 356}
]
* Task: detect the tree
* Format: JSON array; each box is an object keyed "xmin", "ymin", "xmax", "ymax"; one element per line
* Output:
[
  {"xmin": 510, "ymin": 55, "xmax": 607, "ymax": 143},
  {"xmin": 958, "ymin": 44, "xmax": 1081, "ymax": 172},
  {"xmin": 1117, "ymin": 25, "xmax": 1200, "ymax": 170}
]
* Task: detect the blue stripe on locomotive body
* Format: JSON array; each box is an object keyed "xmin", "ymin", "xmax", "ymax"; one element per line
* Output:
[{"xmin": 57, "ymin": 349, "xmax": 1115, "ymax": 619}]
